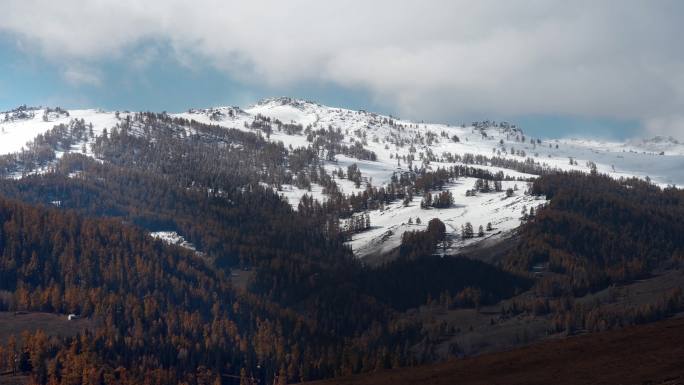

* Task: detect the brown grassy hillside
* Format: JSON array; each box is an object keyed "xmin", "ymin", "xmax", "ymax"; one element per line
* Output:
[{"xmin": 302, "ymin": 316, "xmax": 684, "ymax": 385}]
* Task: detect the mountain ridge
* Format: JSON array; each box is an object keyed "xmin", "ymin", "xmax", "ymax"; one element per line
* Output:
[{"xmin": 2, "ymin": 99, "xmax": 684, "ymax": 258}]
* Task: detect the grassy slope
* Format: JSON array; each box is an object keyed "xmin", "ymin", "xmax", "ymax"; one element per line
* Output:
[
  {"xmin": 0, "ymin": 312, "xmax": 95, "ymax": 345},
  {"xmin": 302, "ymin": 316, "xmax": 684, "ymax": 385}
]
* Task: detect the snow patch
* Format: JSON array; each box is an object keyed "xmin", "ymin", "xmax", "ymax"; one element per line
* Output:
[{"xmin": 150, "ymin": 231, "xmax": 199, "ymax": 253}]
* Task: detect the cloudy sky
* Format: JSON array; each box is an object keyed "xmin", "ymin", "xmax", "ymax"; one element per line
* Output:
[{"xmin": 1, "ymin": 1, "xmax": 682, "ymax": 139}]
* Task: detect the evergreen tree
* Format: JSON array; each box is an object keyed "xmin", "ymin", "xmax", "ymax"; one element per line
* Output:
[{"xmin": 462, "ymin": 222, "xmax": 474, "ymax": 239}]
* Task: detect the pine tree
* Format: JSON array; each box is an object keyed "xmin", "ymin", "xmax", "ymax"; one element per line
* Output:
[{"xmin": 462, "ymin": 222, "xmax": 474, "ymax": 239}]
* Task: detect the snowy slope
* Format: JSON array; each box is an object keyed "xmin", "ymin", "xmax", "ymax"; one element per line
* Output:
[
  {"xmin": 177, "ymin": 98, "xmax": 684, "ymax": 257},
  {"xmin": 347, "ymin": 179, "xmax": 542, "ymax": 258},
  {"xmin": 189, "ymin": 98, "xmax": 684, "ymax": 187},
  {"xmin": 625, "ymin": 136, "xmax": 684, "ymax": 156},
  {"xmin": 3, "ymin": 99, "xmax": 684, "ymax": 258},
  {"xmin": 0, "ymin": 107, "xmax": 119, "ymax": 156}
]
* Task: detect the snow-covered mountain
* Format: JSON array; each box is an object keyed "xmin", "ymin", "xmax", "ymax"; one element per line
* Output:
[
  {"xmin": 625, "ymin": 136, "xmax": 684, "ymax": 156},
  {"xmin": 2, "ymin": 98, "xmax": 683, "ymax": 259}
]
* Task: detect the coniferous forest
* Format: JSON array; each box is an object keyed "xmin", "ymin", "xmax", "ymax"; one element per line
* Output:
[{"xmin": 0, "ymin": 112, "xmax": 682, "ymax": 385}]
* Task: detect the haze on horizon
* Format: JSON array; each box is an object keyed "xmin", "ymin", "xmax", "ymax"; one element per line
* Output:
[{"xmin": 1, "ymin": 1, "xmax": 683, "ymax": 140}]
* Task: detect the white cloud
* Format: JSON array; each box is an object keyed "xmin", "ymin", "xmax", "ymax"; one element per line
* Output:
[
  {"xmin": 62, "ymin": 66, "xmax": 102, "ymax": 87},
  {"xmin": 0, "ymin": 0, "xmax": 683, "ymax": 138}
]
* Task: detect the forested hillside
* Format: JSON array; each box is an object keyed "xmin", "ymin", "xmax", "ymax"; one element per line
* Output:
[
  {"xmin": 508, "ymin": 172, "xmax": 684, "ymax": 294},
  {"xmin": 0, "ymin": 104, "xmax": 682, "ymax": 385},
  {"xmin": 0, "ymin": 158, "xmax": 528, "ymax": 384}
]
